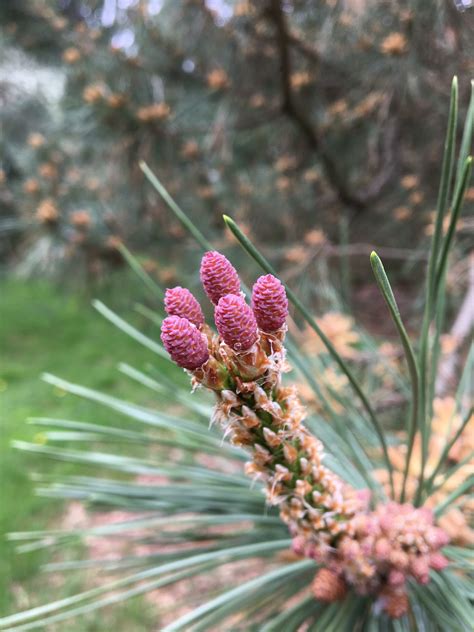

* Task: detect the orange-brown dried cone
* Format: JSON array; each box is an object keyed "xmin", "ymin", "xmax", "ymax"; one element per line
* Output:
[
  {"xmin": 381, "ymin": 588, "xmax": 409, "ymax": 618},
  {"xmin": 312, "ymin": 569, "xmax": 347, "ymax": 602}
]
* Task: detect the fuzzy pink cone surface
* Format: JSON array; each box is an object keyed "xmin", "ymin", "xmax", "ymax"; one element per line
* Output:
[
  {"xmin": 374, "ymin": 538, "xmax": 391, "ymax": 561},
  {"xmin": 200, "ymin": 251, "xmax": 241, "ymax": 305},
  {"xmin": 215, "ymin": 294, "xmax": 258, "ymax": 351},
  {"xmin": 251, "ymin": 274, "xmax": 288, "ymax": 331},
  {"xmin": 160, "ymin": 316, "xmax": 209, "ymax": 370},
  {"xmin": 292, "ymin": 536, "xmax": 306, "ymax": 557},
  {"xmin": 430, "ymin": 527, "xmax": 450, "ymax": 548},
  {"xmin": 410, "ymin": 557, "xmax": 430, "ymax": 584},
  {"xmin": 388, "ymin": 570, "xmax": 406, "ymax": 587},
  {"xmin": 429, "ymin": 552, "xmax": 449, "ymax": 571},
  {"xmin": 164, "ymin": 286, "xmax": 205, "ymax": 328}
]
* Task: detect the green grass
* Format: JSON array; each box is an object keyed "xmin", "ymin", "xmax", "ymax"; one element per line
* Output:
[{"xmin": 0, "ymin": 277, "xmax": 159, "ymax": 627}]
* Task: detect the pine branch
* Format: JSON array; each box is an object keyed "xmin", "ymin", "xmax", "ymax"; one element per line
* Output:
[{"xmin": 267, "ymin": 0, "xmax": 396, "ymax": 213}]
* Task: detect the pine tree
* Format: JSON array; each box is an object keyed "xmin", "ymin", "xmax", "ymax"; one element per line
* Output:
[{"xmin": 1, "ymin": 0, "xmax": 473, "ymax": 277}]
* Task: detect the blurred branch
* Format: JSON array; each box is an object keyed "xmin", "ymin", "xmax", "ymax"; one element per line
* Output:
[
  {"xmin": 267, "ymin": 0, "xmax": 396, "ymax": 214},
  {"xmin": 272, "ymin": 242, "xmax": 429, "ymax": 283},
  {"xmin": 286, "ymin": 29, "xmax": 321, "ymax": 64},
  {"xmin": 286, "ymin": 28, "xmax": 349, "ymax": 87},
  {"xmin": 170, "ymin": 112, "xmax": 281, "ymax": 135},
  {"xmin": 324, "ymin": 242, "xmax": 428, "ymax": 260}
]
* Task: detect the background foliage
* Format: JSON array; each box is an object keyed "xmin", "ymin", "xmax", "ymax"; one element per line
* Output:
[{"xmin": 1, "ymin": 0, "xmax": 473, "ymax": 281}]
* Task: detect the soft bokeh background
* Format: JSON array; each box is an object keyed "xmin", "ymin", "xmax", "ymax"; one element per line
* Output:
[{"xmin": 1, "ymin": 0, "xmax": 473, "ymax": 625}]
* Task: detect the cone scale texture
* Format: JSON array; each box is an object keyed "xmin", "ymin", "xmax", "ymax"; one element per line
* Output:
[
  {"xmin": 164, "ymin": 286, "xmax": 205, "ymax": 328},
  {"xmin": 200, "ymin": 251, "xmax": 241, "ymax": 305},
  {"xmin": 215, "ymin": 294, "xmax": 258, "ymax": 351},
  {"xmin": 252, "ymin": 274, "xmax": 289, "ymax": 332},
  {"xmin": 160, "ymin": 315, "xmax": 209, "ymax": 370}
]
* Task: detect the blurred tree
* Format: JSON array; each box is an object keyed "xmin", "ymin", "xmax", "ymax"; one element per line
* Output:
[{"xmin": 1, "ymin": 0, "xmax": 473, "ymax": 278}]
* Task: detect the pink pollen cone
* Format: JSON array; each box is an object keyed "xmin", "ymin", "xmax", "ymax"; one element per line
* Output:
[
  {"xmin": 215, "ymin": 294, "xmax": 258, "ymax": 351},
  {"xmin": 251, "ymin": 274, "xmax": 288, "ymax": 331},
  {"xmin": 200, "ymin": 251, "xmax": 241, "ymax": 305},
  {"xmin": 160, "ymin": 316, "xmax": 209, "ymax": 370},
  {"xmin": 164, "ymin": 286, "xmax": 205, "ymax": 328}
]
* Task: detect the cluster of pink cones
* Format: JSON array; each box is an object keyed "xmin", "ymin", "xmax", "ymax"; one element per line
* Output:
[
  {"xmin": 160, "ymin": 251, "xmax": 449, "ymax": 618},
  {"xmin": 161, "ymin": 251, "xmax": 288, "ymax": 368}
]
